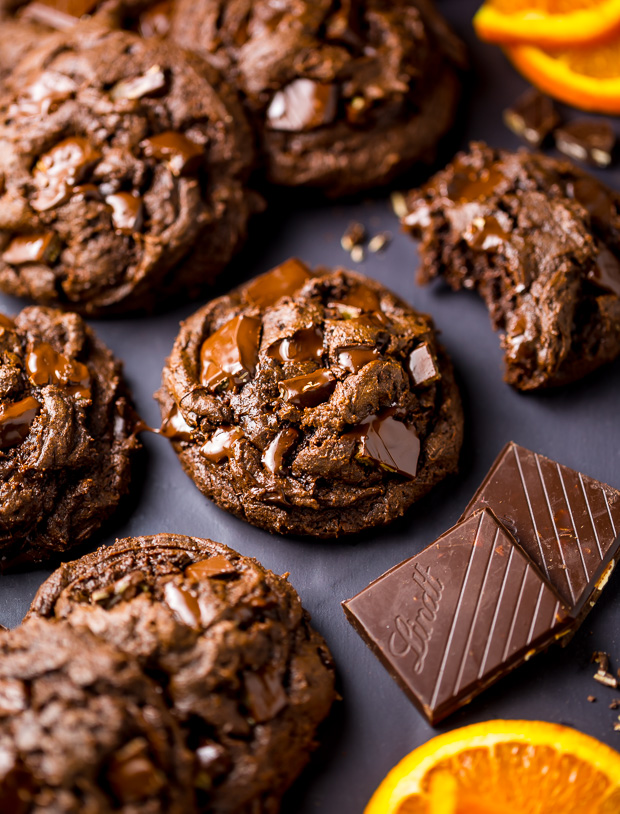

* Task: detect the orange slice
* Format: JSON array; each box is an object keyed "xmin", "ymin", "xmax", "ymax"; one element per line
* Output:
[
  {"xmin": 365, "ymin": 720, "xmax": 620, "ymax": 814},
  {"xmin": 474, "ymin": 0, "xmax": 620, "ymax": 49},
  {"xmin": 507, "ymin": 37, "xmax": 620, "ymax": 113}
]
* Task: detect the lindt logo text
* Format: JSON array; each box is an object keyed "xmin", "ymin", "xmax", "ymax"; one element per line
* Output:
[{"xmin": 388, "ymin": 563, "xmax": 443, "ymax": 673}]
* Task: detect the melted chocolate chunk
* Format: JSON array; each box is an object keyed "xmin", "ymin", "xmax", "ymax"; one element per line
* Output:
[
  {"xmin": 355, "ymin": 410, "xmax": 420, "ymax": 479},
  {"xmin": 278, "ymin": 369, "xmax": 336, "ymax": 408},
  {"xmin": 555, "ymin": 120, "xmax": 616, "ymax": 168},
  {"xmin": 588, "ymin": 246, "xmax": 620, "ymax": 297},
  {"xmin": 447, "ymin": 160, "xmax": 505, "ymax": 203},
  {"xmin": 107, "ymin": 740, "xmax": 164, "ymax": 803},
  {"xmin": 343, "ymin": 509, "xmax": 570, "ymax": 724},
  {"xmin": 0, "ymin": 396, "xmax": 40, "ymax": 449},
  {"xmin": 408, "ymin": 343, "xmax": 440, "ymax": 386},
  {"xmin": 106, "ymin": 193, "xmax": 143, "ymax": 234},
  {"xmin": 13, "ymin": 73, "xmax": 76, "ymax": 116},
  {"xmin": 503, "ymin": 89, "xmax": 560, "ymax": 147},
  {"xmin": 266, "ymin": 327, "xmax": 324, "ymax": 364},
  {"xmin": 26, "ymin": 342, "xmax": 91, "ymax": 399},
  {"xmin": 335, "ymin": 345, "xmax": 379, "ymax": 373},
  {"xmin": 159, "ymin": 404, "xmax": 193, "ymax": 441},
  {"xmin": 185, "ymin": 556, "xmax": 236, "ymax": 580},
  {"xmin": 328, "ymin": 283, "xmax": 381, "ymax": 313},
  {"xmin": 243, "ymin": 259, "xmax": 312, "ymax": 309},
  {"xmin": 262, "ymin": 428, "xmax": 299, "ymax": 474},
  {"xmin": 266, "ymin": 79, "xmax": 338, "ymax": 132},
  {"xmin": 110, "ymin": 66, "xmax": 167, "ymax": 101},
  {"xmin": 163, "ymin": 582, "xmax": 201, "ymax": 629},
  {"xmin": 201, "ymin": 315, "xmax": 261, "ymax": 387},
  {"xmin": 200, "ymin": 426, "xmax": 244, "ymax": 462},
  {"xmin": 2, "ymin": 233, "xmax": 60, "ymax": 265},
  {"xmin": 464, "ymin": 215, "xmax": 510, "ymax": 252},
  {"xmin": 31, "ymin": 137, "xmax": 101, "ymax": 212},
  {"xmin": 141, "ymin": 132, "xmax": 204, "ymax": 176}
]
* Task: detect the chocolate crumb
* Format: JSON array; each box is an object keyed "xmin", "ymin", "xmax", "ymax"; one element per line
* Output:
[
  {"xmin": 592, "ymin": 651, "xmax": 619, "ymax": 688},
  {"xmin": 341, "ymin": 222, "xmax": 366, "ymax": 252},
  {"xmin": 368, "ymin": 232, "xmax": 391, "ymax": 253},
  {"xmin": 587, "ymin": 695, "xmax": 597, "ymax": 703},
  {"xmin": 611, "ymin": 700, "xmax": 620, "ymax": 710}
]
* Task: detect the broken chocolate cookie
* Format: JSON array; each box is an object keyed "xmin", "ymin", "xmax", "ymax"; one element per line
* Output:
[
  {"xmin": 0, "ymin": 617, "xmax": 194, "ymax": 813},
  {"xmin": 156, "ymin": 259, "xmax": 463, "ymax": 537},
  {"xmin": 0, "ymin": 306, "xmax": 139, "ymax": 568},
  {"xmin": 171, "ymin": 0, "xmax": 467, "ymax": 196},
  {"xmin": 0, "ymin": 22, "xmax": 260, "ymax": 315},
  {"xmin": 27, "ymin": 533, "xmax": 336, "ymax": 814},
  {"xmin": 402, "ymin": 142, "xmax": 620, "ymax": 390}
]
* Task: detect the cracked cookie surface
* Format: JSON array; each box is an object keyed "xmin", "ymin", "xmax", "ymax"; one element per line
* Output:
[
  {"xmin": 171, "ymin": 0, "xmax": 466, "ymax": 196},
  {"xmin": 0, "ymin": 23, "xmax": 259, "ymax": 315},
  {"xmin": 0, "ymin": 617, "xmax": 194, "ymax": 813},
  {"xmin": 28, "ymin": 533, "xmax": 337, "ymax": 814},
  {"xmin": 157, "ymin": 260, "xmax": 464, "ymax": 537},
  {"xmin": 0, "ymin": 306, "xmax": 139, "ymax": 568},
  {"xmin": 402, "ymin": 142, "xmax": 620, "ymax": 390}
]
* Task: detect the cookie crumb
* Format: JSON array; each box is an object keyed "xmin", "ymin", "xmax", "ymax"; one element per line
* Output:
[{"xmin": 587, "ymin": 695, "xmax": 597, "ymax": 703}]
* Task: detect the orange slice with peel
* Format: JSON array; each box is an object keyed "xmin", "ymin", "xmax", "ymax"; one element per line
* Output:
[
  {"xmin": 474, "ymin": 0, "xmax": 620, "ymax": 49},
  {"xmin": 365, "ymin": 720, "xmax": 620, "ymax": 814},
  {"xmin": 507, "ymin": 37, "xmax": 620, "ymax": 113}
]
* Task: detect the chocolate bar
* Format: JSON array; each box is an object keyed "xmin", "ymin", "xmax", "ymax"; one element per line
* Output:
[
  {"xmin": 461, "ymin": 442, "xmax": 620, "ymax": 618},
  {"xmin": 343, "ymin": 509, "xmax": 570, "ymax": 725}
]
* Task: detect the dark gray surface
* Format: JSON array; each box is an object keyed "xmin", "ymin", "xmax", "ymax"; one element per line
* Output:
[{"xmin": 2, "ymin": 2, "xmax": 620, "ymax": 811}]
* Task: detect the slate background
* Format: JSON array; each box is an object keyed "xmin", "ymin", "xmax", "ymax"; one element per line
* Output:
[{"xmin": 1, "ymin": 2, "xmax": 620, "ymax": 811}]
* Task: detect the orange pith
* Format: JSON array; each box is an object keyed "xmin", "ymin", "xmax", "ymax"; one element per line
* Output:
[
  {"xmin": 365, "ymin": 720, "xmax": 620, "ymax": 814},
  {"xmin": 507, "ymin": 36, "xmax": 620, "ymax": 113},
  {"xmin": 474, "ymin": 0, "xmax": 620, "ymax": 48}
]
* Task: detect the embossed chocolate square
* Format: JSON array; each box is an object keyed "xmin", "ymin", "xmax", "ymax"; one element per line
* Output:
[
  {"xmin": 342, "ymin": 509, "xmax": 570, "ymax": 724},
  {"xmin": 461, "ymin": 443, "xmax": 620, "ymax": 619}
]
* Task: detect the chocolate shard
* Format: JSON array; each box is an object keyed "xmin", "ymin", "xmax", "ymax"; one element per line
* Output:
[
  {"xmin": 2, "ymin": 233, "xmax": 60, "ymax": 266},
  {"xmin": 105, "ymin": 193, "xmax": 143, "ymax": 234},
  {"xmin": 200, "ymin": 315, "xmax": 261, "ymax": 386},
  {"xmin": 461, "ymin": 442, "xmax": 620, "ymax": 618},
  {"xmin": 141, "ymin": 131, "xmax": 204, "ymax": 176},
  {"xmin": 262, "ymin": 428, "xmax": 299, "ymax": 474},
  {"xmin": 588, "ymin": 245, "xmax": 620, "ymax": 297},
  {"xmin": 555, "ymin": 120, "xmax": 616, "ymax": 168},
  {"xmin": 355, "ymin": 410, "xmax": 420, "ymax": 479},
  {"xmin": 184, "ymin": 556, "xmax": 236, "ymax": 580},
  {"xmin": 266, "ymin": 327, "xmax": 324, "ymax": 364},
  {"xmin": 26, "ymin": 342, "xmax": 91, "ymax": 399},
  {"xmin": 408, "ymin": 342, "xmax": 440, "ymax": 386},
  {"xmin": 343, "ymin": 509, "xmax": 571, "ymax": 725},
  {"xmin": 503, "ymin": 89, "xmax": 560, "ymax": 147},
  {"xmin": 200, "ymin": 426, "xmax": 244, "ymax": 463},
  {"xmin": 243, "ymin": 258, "xmax": 312, "ymax": 309},
  {"xmin": 266, "ymin": 79, "xmax": 338, "ymax": 132},
  {"xmin": 0, "ymin": 397, "xmax": 41, "ymax": 449},
  {"xmin": 335, "ymin": 345, "xmax": 379, "ymax": 374},
  {"xmin": 31, "ymin": 137, "xmax": 101, "ymax": 212}
]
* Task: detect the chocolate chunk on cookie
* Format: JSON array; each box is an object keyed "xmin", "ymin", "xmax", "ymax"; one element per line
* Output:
[
  {"xmin": 27, "ymin": 533, "xmax": 336, "ymax": 814},
  {"xmin": 0, "ymin": 23, "xmax": 260, "ymax": 315},
  {"xmin": 402, "ymin": 142, "xmax": 620, "ymax": 390},
  {"xmin": 171, "ymin": 0, "xmax": 467, "ymax": 196},
  {"xmin": 0, "ymin": 618, "xmax": 194, "ymax": 813},
  {"xmin": 0, "ymin": 306, "xmax": 139, "ymax": 568},
  {"xmin": 157, "ymin": 260, "xmax": 463, "ymax": 537}
]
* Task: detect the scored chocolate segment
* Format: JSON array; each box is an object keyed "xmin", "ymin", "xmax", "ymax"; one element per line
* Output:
[
  {"xmin": 343, "ymin": 509, "xmax": 570, "ymax": 725},
  {"xmin": 461, "ymin": 442, "xmax": 620, "ymax": 617},
  {"xmin": 355, "ymin": 410, "xmax": 420, "ymax": 479}
]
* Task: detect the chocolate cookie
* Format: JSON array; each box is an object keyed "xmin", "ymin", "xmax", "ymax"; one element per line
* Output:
[
  {"xmin": 0, "ymin": 617, "xmax": 194, "ymax": 813},
  {"xmin": 27, "ymin": 533, "xmax": 337, "ymax": 814},
  {"xmin": 402, "ymin": 142, "xmax": 620, "ymax": 390},
  {"xmin": 0, "ymin": 23, "xmax": 260, "ymax": 315},
  {"xmin": 0, "ymin": 306, "xmax": 139, "ymax": 568},
  {"xmin": 157, "ymin": 260, "xmax": 464, "ymax": 537},
  {"xmin": 171, "ymin": 0, "xmax": 467, "ymax": 196},
  {"xmin": 0, "ymin": 19, "xmax": 52, "ymax": 93}
]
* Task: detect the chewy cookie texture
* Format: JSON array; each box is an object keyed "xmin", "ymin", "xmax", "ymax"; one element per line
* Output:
[
  {"xmin": 402, "ymin": 142, "xmax": 620, "ymax": 390},
  {"xmin": 0, "ymin": 618, "xmax": 194, "ymax": 814},
  {"xmin": 28, "ymin": 534, "xmax": 336, "ymax": 814},
  {"xmin": 171, "ymin": 0, "xmax": 467, "ymax": 196},
  {"xmin": 0, "ymin": 22, "xmax": 260, "ymax": 315},
  {"xmin": 0, "ymin": 306, "xmax": 138, "ymax": 569},
  {"xmin": 157, "ymin": 259, "xmax": 464, "ymax": 538}
]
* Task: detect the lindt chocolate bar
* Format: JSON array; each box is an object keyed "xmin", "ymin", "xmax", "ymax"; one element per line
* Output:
[
  {"xmin": 461, "ymin": 442, "xmax": 620, "ymax": 618},
  {"xmin": 343, "ymin": 509, "xmax": 570, "ymax": 724}
]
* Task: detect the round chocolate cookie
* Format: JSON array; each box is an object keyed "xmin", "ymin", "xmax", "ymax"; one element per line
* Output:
[
  {"xmin": 0, "ymin": 617, "xmax": 194, "ymax": 813},
  {"xmin": 402, "ymin": 142, "xmax": 620, "ymax": 390},
  {"xmin": 0, "ymin": 22, "xmax": 260, "ymax": 315},
  {"xmin": 0, "ymin": 306, "xmax": 139, "ymax": 568},
  {"xmin": 27, "ymin": 533, "xmax": 337, "ymax": 814},
  {"xmin": 156, "ymin": 260, "xmax": 464, "ymax": 537},
  {"xmin": 171, "ymin": 0, "xmax": 467, "ymax": 196}
]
